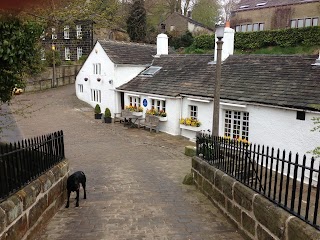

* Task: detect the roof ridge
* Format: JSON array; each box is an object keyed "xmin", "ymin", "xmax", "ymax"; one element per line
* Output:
[{"xmin": 98, "ymin": 39, "xmax": 156, "ymax": 48}]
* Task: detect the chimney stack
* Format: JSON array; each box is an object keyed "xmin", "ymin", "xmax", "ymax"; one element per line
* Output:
[
  {"xmin": 156, "ymin": 33, "xmax": 168, "ymax": 56},
  {"xmin": 214, "ymin": 22, "xmax": 234, "ymax": 62}
]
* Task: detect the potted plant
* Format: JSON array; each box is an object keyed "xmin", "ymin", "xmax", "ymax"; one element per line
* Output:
[
  {"xmin": 94, "ymin": 104, "xmax": 102, "ymax": 119},
  {"xmin": 103, "ymin": 108, "xmax": 112, "ymax": 123}
]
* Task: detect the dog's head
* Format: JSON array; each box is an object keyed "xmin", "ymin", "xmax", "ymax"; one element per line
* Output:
[{"xmin": 67, "ymin": 176, "xmax": 80, "ymax": 192}]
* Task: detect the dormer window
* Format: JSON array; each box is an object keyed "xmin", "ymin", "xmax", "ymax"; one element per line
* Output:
[{"xmin": 141, "ymin": 66, "xmax": 161, "ymax": 76}]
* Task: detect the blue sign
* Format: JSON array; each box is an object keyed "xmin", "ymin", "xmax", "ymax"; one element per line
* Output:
[{"xmin": 143, "ymin": 99, "xmax": 148, "ymax": 107}]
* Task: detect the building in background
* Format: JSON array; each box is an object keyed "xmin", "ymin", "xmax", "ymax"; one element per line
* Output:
[
  {"xmin": 41, "ymin": 20, "xmax": 94, "ymax": 62},
  {"xmin": 230, "ymin": 0, "xmax": 319, "ymax": 32}
]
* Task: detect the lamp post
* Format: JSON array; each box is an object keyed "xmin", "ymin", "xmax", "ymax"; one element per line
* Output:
[
  {"xmin": 212, "ymin": 23, "xmax": 225, "ymax": 137},
  {"xmin": 52, "ymin": 44, "xmax": 56, "ymax": 88}
]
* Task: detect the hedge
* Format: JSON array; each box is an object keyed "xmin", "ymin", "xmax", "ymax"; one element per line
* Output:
[{"xmin": 190, "ymin": 26, "xmax": 320, "ymax": 50}]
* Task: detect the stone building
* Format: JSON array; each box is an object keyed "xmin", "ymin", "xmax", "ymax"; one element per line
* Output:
[
  {"xmin": 159, "ymin": 12, "xmax": 214, "ymax": 36},
  {"xmin": 41, "ymin": 20, "xmax": 94, "ymax": 62},
  {"xmin": 230, "ymin": 0, "xmax": 320, "ymax": 32}
]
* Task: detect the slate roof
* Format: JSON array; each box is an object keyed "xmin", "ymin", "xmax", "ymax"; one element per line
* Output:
[
  {"xmin": 235, "ymin": 0, "xmax": 319, "ymax": 11},
  {"xmin": 161, "ymin": 12, "xmax": 214, "ymax": 31},
  {"xmin": 98, "ymin": 40, "xmax": 157, "ymax": 65},
  {"xmin": 117, "ymin": 54, "xmax": 320, "ymax": 112}
]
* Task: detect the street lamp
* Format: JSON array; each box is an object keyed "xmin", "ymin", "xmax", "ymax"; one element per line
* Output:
[
  {"xmin": 212, "ymin": 22, "xmax": 225, "ymax": 137},
  {"xmin": 52, "ymin": 44, "xmax": 56, "ymax": 88}
]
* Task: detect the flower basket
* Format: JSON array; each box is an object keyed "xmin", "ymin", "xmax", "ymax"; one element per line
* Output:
[
  {"xmin": 179, "ymin": 118, "xmax": 201, "ymax": 127},
  {"xmin": 132, "ymin": 111, "xmax": 143, "ymax": 116},
  {"xmin": 158, "ymin": 116, "xmax": 167, "ymax": 121}
]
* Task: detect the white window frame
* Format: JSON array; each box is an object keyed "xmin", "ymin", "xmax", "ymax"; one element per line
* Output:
[
  {"xmin": 52, "ymin": 28, "xmax": 57, "ymax": 39},
  {"xmin": 259, "ymin": 23, "xmax": 264, "ymax": 31},
  {"xmin": 93, "ymin": 63, "xmax": 101, "ymax": 75},
  {"xmin": 65, "ymin": 47, "xmax": 71, "ymax": 60},
  {"xmin": 247, "ymin": 24, "xmax": 253, "ymax": 32},
  {"xmin": 290, "ymin": 19, "xmax": 297, "ymax": 28},
  {"xmin": 78, "ymin": 84, "xmax": 83, "ymax": 93},
  {"xmin": 189, "ymin": 105, "xmax": 198, "ymax": 120},
  {"xmin": 64, "ymin": 25, "xmax": 70, "ymax": 39},
  {"xmin": 129, "ymin": 96, "xmax": 141, "ymax": 107},
  {"xmin": 305, "ymin": 18, "xmax": 312, "ymax": 27},
  {"xmin": 76, "ymin": 25, "xmax": 82, "ymax": 39},
  {"xmin": 77, "ymin": 47, "xmax": 83, "ymax": 60},
  {"xmin": 151, "ymin": 99, "xmax": 166, "ymax": 112},
  {"xmin": 91, "ymin": 89, "xmax": 101, "ymax": 103},
  {"xmin": 224, "ymin": 110, "xmax": 249, "ymax": 140}
]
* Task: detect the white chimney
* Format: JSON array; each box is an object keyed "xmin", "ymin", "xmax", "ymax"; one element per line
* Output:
[
  {"xmin": 214, "ymin": 23, "xmax": 235, "ymax": 62},
  {"xmin": 156, "ymin": 33, "xmax": 168, "ymax": 56}
]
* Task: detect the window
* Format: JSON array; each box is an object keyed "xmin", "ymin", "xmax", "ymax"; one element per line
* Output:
[
  {"xmin": 253, "ymin": 23, "xmax": 259, "ymax": 31},
  {"xmin": 305, "ymin": 18, "xmax": 311, "ymax": 27},
  {"xmin": 241, "ymin": 25, "xmax": 247, "ymax": 32},
  {"xmin": 189, "ymin": 105, "xmax": 198, "ymax": 119},
  {"xmin": 235, "ymin": 25, "xmax": 240, "ymax": 32},
  {"xmin": 297, "ymin": 19, "xmax": 304, "ymax": 28},
  {"xmin": 76, "ymin": 25, "xmax": 82, "ymax": 39},
  {"xmin": 296, "ymin": 111, "xmax": 305, "ymax": 121},
  {"xmin": 312, "ymin": 18, "xmax": 318, "ymax": 26},
  {"xmin": 77, "ymin": 47, "xmax": 82, "ymax": 60},
  {"xmin": 91, "ymin": 89, "xmax": 101, "ymax": 103},
  {"xmin": 224, "ymin": 110, "xmax": 249, "ymax": 140},
  {"xmin": 170, "ymin": 25, "xmax": 176, "ymax": 31},
  {"xmin": 247, "ymin": 24, "xmax": 253, "ymax": 32},
  {"xmin": 65, "ymin": 47, "xmax": 71, "ymax": 60},
  {"xmin": 41, "ymin": 49, "xmax": 46, "ymax": 60},
  {"xmin": 52, "ymin": 28, "xmax": 57, "ymax": 39},
  {"xmin": 64, "ymin": 25, "xmax": 70, "ymax": 39},
  {"xmin": 290, "ymin": 20, "xmax": 297, "ymax": 28},
  {"xmin": 141, "ymin": 66, "xmax": 161, "ymax": 76},
  {"xmin": 41, "ymin": 30, "xmax": 46, "ymax": 40},
  {"xmin": 129, "ymin": 96, "xmax": 141, "ymax": 107},
  {"xmin": 78, "ymin": 84, "xmax": 83, "ymax": 93},
  {"xmin": 93, "ymin": 63, "xmax": 101, "ymax": 74},
  {"xmin": 259, "ymin": 23, "xmax": 264, "ymax": 31},
  {"xmin": 256, "ymin": 2, "xmax": 267, "ymax": 6},
  {"xmin": 239, "ymin": 5, "xmax": 249, "ymax": 9},
  {"xmin": 151, "ymin": 99, "xmax": 166, "ymax": 112}
]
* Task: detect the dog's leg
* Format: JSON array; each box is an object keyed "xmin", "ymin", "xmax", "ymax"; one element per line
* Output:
[
  {"xmin": 82, "ymin": 182, "xmax": 86, "ymax": 199},
  {"xmin": 75, "ymin": 189, "xmax": 80, "ymax": 207},
  {"xmin": 65, "ymin": 190, "xmax": 71, "ymax": 208}
]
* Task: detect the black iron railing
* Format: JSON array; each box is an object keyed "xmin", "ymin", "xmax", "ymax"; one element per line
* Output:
[
  {"xmin": 0, "ymin": 131, "xmax": 65, "ymax": 201},
  {"xmin": 196, "ymin": 132, "xmax": 320, "ymax": 230}
]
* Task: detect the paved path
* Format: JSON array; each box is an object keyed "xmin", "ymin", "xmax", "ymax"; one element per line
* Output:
[{"xmin": 7, "ymin": 85, "xmax": 244, "ymax": 240}]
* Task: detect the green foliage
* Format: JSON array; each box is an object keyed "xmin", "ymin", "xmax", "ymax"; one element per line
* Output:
[
  {"xmin": 169, "ymin": 31, "xmax": 194, "ymax": 49},
  {"xmin": 104, "ymin": 108, "xmax": 111, "ymax": 118},
  {"xmin": 191, "ymin": 0, "xmax": 219, "ymax": 29},
  {"xmin": 44, "ymin": 50, "xmax": 62, "ymax": 67},
  {"xmin": 192, "ymin": 34, "xmax": 215, "ymax": 49},
  {"xmin": 0, "ymin": 14, "xmax": 43, "ymax": 103},
  {"xmin": 94, "ymin": 104, "xmax": 101, "ymax": 114},
  {"xmin": 235, "ymin": 27, "xmax": 320, "ymax": 50},
  {"xmin": 126, "ymin": 0, "xmax": 147, "ymax": 42}
]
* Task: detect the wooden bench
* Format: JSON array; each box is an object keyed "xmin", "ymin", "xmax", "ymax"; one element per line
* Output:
[
  {"xmin": 138, "ymin": 115, "xmax": 160, "ymax": 133},
  {"xmin": 114, "ymin": 110, "xmax": 133, "ymax": 125}
]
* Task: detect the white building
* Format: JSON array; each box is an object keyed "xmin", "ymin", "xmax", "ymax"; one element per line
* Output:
[{"xmin": 75, "ymin": 29, "xmax": 320, "ymax": 164}]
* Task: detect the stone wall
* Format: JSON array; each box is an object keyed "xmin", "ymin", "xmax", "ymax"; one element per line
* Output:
[
  {"xmin": 0, "ymin": 160, "xmax": 69, "ymax": 240},
  {"xmin": 25, "ymin": 65, "xmax": 81, "ymax": 92},
  {"xmin": 192, "ymin": 156, "xmax": 320, "ymax": 240}
]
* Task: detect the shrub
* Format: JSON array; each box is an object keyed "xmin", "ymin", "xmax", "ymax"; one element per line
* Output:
[
  {"xmin": 94, "ymin": 104, "xmax": 101, "ymax": 114},
  {"xmin": 104, "ymin": 108, "xmax": 111, "ymax": 117},
  {"xmin": 192, "ymin": 34, "xmax": 215, "ymax": 49}
]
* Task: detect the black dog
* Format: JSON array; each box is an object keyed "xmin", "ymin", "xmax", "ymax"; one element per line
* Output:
[{"xmin": 65, "ymin": 171, "xmax": 86, "ymax": 208}]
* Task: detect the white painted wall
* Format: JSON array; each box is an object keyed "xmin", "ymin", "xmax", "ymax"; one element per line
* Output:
[{"xmin": 75, "ymin": 41, "xmax": 147, "ymax": 117}]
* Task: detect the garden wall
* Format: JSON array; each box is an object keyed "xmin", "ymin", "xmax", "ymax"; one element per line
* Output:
[
  {"xmin": 25, "ymin": 65, "xmax": 81, "ymax": 92},
  {"xmin": 0, "ymin": 160, "xmax": 69, "ymax": 240},
  {"xmin": 192, "ymin": 156, "xmax": 320, "ymax": 240}
]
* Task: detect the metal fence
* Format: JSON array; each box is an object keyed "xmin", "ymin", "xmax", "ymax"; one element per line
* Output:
[
  {"xmin": 196, "ymin": 132, "xmax": 320, "ymax": 230},
  {"xmin": 0, "ymin": 131, "xmax": 65, "ymax": 201}
]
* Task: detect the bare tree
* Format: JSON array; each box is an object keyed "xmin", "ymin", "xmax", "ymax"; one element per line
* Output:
[{"xmin": 220, "ymin": 0, "xmax": 240, "ymax": 21}]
